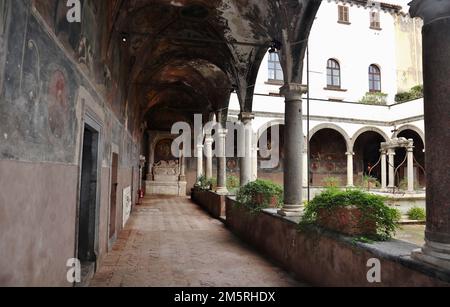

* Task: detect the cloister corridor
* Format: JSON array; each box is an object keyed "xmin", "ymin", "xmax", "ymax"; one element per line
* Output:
[{"xmin": 89, "ymin": 196, "xmax": 304, "ymax": 287}]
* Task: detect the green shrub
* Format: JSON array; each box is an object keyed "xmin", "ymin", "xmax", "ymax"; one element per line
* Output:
[
  {"xmin": 196, "ymin": 175, "xmax": 215, "ymax": 191},
  {"xmin": 395, "ymin": 85, "xmax": 424, "ymax": 103},
  {"xmin": 359, "ymin": 175, "xmax": 381, "ymax": 189},
  {"xmin": 236, "ymin": 179, "xmax": 284, "ymax": 213},
  {"xmin": 226, "ymin": 175, "xmax": 240, "ymax": 194},
  {"xmin": 300, "ymin": 188, "xmax": 399, "ymax": 241},
  {"xmin": 394, "ymin": 209, "xmax": 403, "ymax": 223},
  {"xmin": 322, "ymin": 176, "xmax": 341, "ymax": 188},
  {"xmin": 407, "ymin": 207, "xmax": 426, "ymax": 221},
  {"xmin": 360, "ymin": 92, "xmax": 388, "ymax": 105}
]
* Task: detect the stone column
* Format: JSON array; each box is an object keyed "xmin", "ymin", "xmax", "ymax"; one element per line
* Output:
[
  {"xmin": 380, "ymin": 150, "xmax": 387, "ymax": 190},
  {"xmin": 179, "ymin": 154, "xmax": 186, "ymax": 181},
  {"xmin": 216, "ymin": 128, "xmax": 229, "ymax": 195},
  {"xmin": 346, "ymin": 152, "xmax": 354, "ymax": 187},
  {"xmin": 252, "ymin": 139, "xmax": 258, "ymax": 182},
  {"xmin": 204, "ymin": 134, "xmax": 214, "ymax": 179},
  {"xmin": 410, "ymin": 0, "xmax": 450, "ymax": 269},
  {"xmin": 407, "ymin": 140, "xmax": 415, "ymax": 193},
  {"xmin": 196, "ymin": 144, "xmax": 204, "ymax": 183},
  {"xmin": 239, "ymin": 112, "xmax": 255, "ymax": 186},
  {"xmin": 278, "ymin": 83, "xmax": 306, "ymax": 217},
  {"xmin": 388, "ymin": 149, "xmax": 396, "ymax": 188},
  {"xmin": 302, "ymin": 148, "xmax": 309, "ymax": 188}
]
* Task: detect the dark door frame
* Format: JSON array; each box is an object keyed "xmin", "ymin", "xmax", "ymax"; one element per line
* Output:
[
  {"xmin": 108, "ymin": 147, "xmax": 119, "ymax": 249},
  {"xmin": 75, "ymin": 112, "xmax": 102, "ymax": 272}
]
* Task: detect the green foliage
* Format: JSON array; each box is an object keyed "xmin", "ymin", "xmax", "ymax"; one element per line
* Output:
[
  {"xmin": 196, "ymin": 175, "xmax": 215, "ymax": 191},
  {"xmin": 236, "ymin": 179, "xmax": 284, "ymax": 213},
  {"xmin": 359, "ymin": 92, "xmax": 388, "ymax": 105},
  {"xmin": 395, "ymin": 85, "xmax": 424, "ymax": 103},
  {"xmin": 226, "ymin": 175, "xmax": 240, "ymax": 194},
  {"xmin": 393, "ymin": 209, "xmax": 403, "ymax": 223},
  {"xmin": 407, "ymin": 207, "xmax": 426, "ymax": 221},
  {"xmin": 300, "ymin": 188, "xmax": 399, "ymax": 241},
  {"xmin": 359, "ymin": 175, "xmax": 381, "ymax": 189},
  {"xmin": 322, "ymin": 176, "xmax": 341, "ymax": 188}
]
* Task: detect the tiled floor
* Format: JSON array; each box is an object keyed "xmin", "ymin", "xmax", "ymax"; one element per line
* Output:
[{"xmin": 89, "ymin": 196, "xmax": 304, "ymax": 287}]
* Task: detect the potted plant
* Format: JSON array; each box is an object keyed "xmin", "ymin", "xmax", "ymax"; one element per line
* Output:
[
  {"xmin": 361, "ymin": 175, "xmax": 381, "ymax": 190},
  {"xmin": 226, "ymin": 175, "xmax": 240, "ymax": 195},
  {"xmin": 236, "ymin": 180, "xmax": 283, "ymax": 213},
  {"xmin": 300, "ymin": 188, "xmax": 399, "ymax": 241}
]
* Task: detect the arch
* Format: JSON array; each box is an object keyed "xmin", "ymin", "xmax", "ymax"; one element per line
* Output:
[
  {"xmin": 351, "ymin": 126, "xmax": 389, "ymax": 151},
  {"xmin": 393, "ymin": 125, "xmax": 425, "ymax": 145},
  {"xmin": 309, "ymin": 123, "xmax": 351, "ymax": 152},
  {"xmin": 257, "ymin": 119, "xmax": 285, "ymax": 140}
]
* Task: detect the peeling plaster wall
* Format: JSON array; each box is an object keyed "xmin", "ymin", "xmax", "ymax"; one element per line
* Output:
[{"xmin": 0, "ymin": 1, "xmax": 141, "ymax": 286}]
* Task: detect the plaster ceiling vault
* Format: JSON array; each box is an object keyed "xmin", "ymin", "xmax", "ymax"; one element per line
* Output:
[{"xmin": 107, "ymin": 0, "xmax": 321, "ymax": 130}]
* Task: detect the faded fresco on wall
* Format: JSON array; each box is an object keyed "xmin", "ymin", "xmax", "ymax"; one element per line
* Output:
[{"xmin": 0, "ymin": 2, "xmax": 78, "ymax": 163}]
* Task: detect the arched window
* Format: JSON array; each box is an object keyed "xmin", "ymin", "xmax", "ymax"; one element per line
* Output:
[
  {"xmin": 369, "ymin": 65, "xmax": 381, "ymax": 92},
  {"xmin": 327, "ymin": 59, "xmax": 341, "ymax": 88}
]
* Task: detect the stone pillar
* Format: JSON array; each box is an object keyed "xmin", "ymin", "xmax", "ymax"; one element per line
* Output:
[
  {"xmin": 346, "ymin": 152, "xmax": 354, "ymax": 187},
  {"xmin": 179, "ymin": 154, "xmax": 186, "ymax": 181},
  {"xmin": 278, "ymin": 83, "xmax": 306, "ymax": 217},
  {"xmin": 252, "ymin": 139, "xmax": 258, "ymax": 182},
  {"xmin": 407, "ymin": 140, "xmax": 415, "ymax": 193},
  {"xmin": 410, "ymin": 0, "xmax": 450, "ymax": 269},
  {"xmin": 239, "ymin": 112, "xmax": 255, "ymax": 186},
  {"xmin": 196, "ymin": 144, "xmax": 204, "ymax": 182},
  {"xmin": 204, "ymin": 134, "xmax": 214, "ymax": 179},
  {"xmin": 381, "ymin": 150, "xmax": 387, "ymax": 190},
  {"xmin": 216, "ymin": 128, "xmax": 229, "ymax": 195},
  {"xmin": 302, "ymin": 148, "xmax": 309, "ymax": 188},
  {"xmin": 388, "ymin": 149, "xmax": 396, "ymax": 188}
]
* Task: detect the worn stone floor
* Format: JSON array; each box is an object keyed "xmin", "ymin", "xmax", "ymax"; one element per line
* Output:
[
  {"xmin": 89, "ymin": 196, "xmax": 303, "ymax": 287},
  {"xmin": 395, "ymin": 225, "xmax": 426, "ymax": 246}
]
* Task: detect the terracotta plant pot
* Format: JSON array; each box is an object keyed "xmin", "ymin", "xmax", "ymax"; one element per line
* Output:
[
  {"xmin": 252, "ymin": 193, "xmax": 279, "ymax": 208},
  {"xmin": 317, "ymin": 206, "xmax": 377, "ymax": 236}
]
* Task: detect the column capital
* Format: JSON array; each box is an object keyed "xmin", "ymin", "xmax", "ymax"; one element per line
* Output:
[
  {"xmin": 387, "ymin": 148, "xmax": 396, "ymax": 156},
  {"xmin": 280, "ymin": 83, "xmax": 308, "ymax": 101},
  {"xmin": 410, "ymin": 0, "xmax": 450, "ymax": 25},
  {"xmin": 239, "ymin": 112, "xmax": 255, "ymax": 124}
]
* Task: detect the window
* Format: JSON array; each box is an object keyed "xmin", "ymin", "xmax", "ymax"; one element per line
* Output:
[
  {"xmin": 370, "ymin": 10, "xmax": 381, "ymax": 29},
  {"xmin": 268, "ymin": 53, "xmax": 283, "ymax": 81},
  {"xmin": 369, "ymin": 65, "xmax": 381, "ymax": 92},
  {"xmin": 338, "ymin": 5, "xmax": 349, "ymax": 23},
  {"xmin": 327, "ymin": 59, "xmax": 341, "ymax": 88}
]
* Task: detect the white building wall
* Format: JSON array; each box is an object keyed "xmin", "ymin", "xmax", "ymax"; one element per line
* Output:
[{"xmin": 229, "ymin": 0, "xmax": 425, "ymax": 144}]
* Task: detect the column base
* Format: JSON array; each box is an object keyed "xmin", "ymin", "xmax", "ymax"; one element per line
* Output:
[
  {"xmin": 278, "ymin": 205, "xmax": 304, "ymax": 217},
  {"xmin": 215, "ymin": 187, "xmax": 229, "ymax": 195},
  {"xmin": 412, "ymin": 240, "xmax": 450, "ymax": 270}
]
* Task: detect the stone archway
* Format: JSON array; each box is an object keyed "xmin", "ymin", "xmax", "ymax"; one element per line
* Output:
[
  {"xmin": 309, "ymin": 127, "xmax": 349, "ymax": 187},
  {"xmin": 352, "ymin": 128, "xmax": 389, "ymax": 186},
  {"xmin": 393, "ymin": 124, "xmax": 425, "ymax": 145},
  {"xmin": 396, "ymin": 129, "xmax": 426, "ymax": 188},
  {"xmin": 310, "ymin": 123, "xmax": 352, "ymax": 153}
]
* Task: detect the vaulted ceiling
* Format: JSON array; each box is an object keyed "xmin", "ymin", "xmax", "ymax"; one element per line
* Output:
[{"xmin": 59, "ymin": 0, "xmax": 319, "ymax": 131}]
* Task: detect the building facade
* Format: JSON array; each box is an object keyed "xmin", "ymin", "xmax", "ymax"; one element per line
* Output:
[{"xmin": 225, "ymin": 0, "xmax": 425, "ymax": 190}]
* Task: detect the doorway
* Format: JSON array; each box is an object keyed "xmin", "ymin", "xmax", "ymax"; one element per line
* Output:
[
  {"xmin": 109, "ymin": 153, "xmax": 119, "ymax": 241},
  {"xmin": 78, "ymin": 123, "xmax": 100, "ymax": 274}
]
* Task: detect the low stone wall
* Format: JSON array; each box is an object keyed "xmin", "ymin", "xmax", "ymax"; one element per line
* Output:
[
  {"xmin": 191, "ymin": 189, "xmax": 226, "ymax": 219},
  {"xmin": 225, "ymin": 197, "xmax": 450, "ymax": 287}
]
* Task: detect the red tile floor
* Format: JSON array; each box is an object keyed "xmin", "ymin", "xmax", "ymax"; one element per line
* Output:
[{"xmin": 89, "ymin": 196, "xmax": 304, "ymax": 287}]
